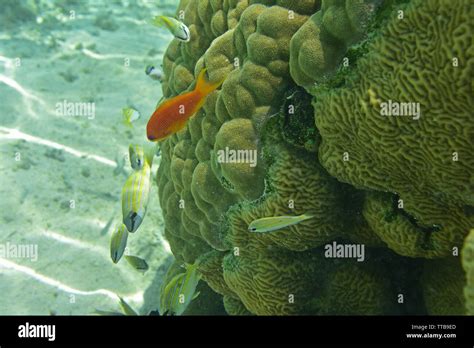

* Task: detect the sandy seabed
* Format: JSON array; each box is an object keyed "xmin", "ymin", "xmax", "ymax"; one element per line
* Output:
[{"xmin": 0, "ymin": 0, "xmax": 177, "ymax": 315}]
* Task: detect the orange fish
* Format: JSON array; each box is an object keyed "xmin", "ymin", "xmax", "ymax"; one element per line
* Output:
[{"xmin": 146, "ymin": 68, "xmax": 224, "ymax": 142}]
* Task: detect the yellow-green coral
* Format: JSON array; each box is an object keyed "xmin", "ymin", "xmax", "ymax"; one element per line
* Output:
[
  {"xmin": 363, "ymin": 191, "xmax": 472, "ymax": 258},
  {"xmin": 158, "ymin": 0, "xmax": 318, "ymax": 274},
  {"xmin": 309, "ymin": 257, "xmax": 396, "ymax": 315},
  {"xmin": 313, "ymin": 0, "xmax": 474, "ymax": 255},
  {"xmin": 421, "ymin": 258, "xmax": 466, "ymax": 315},
  {"xmin": 222, "ymin": 141, "xmax": 365, "ymax": 252},
  {"xmin": 222, "ymin": 249, "xmax": 320, "ymax": 314},
  {"xmin": 223, "ymin": 296, "xmax": 252, "ymax": 315},
  {"xmin": 197, "ymin": 250, "xmax": 239, "ymax": 298},
  {"xmin": 462, "ymin": 229, "xmax": 474, "ymax": 315},
  {"xmin": 289, "ymin": 0, "xmax": 380, "ymax": 89},
  {"xmin": 155, "ymin": 0, "xmax": 472, "ymax": 315}
]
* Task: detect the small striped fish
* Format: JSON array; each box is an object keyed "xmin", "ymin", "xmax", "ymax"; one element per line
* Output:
[
  {"xmin": 129, "ymin": 144, "xmax": 145, "ymax": 171},
  {"xmin": 124, "ymin": 255, "xmax": 149, "ymax": 273},
  {"xmin": 110, "ymin": 223, "xmax": 128, "ymax": 263},
  {"xmin": 160, "ymin": 263, "xmax": 201, "ymax": 316},
  {"xmin": 121, "ymin": 159, "xmax": 152, "ymax": 233}
]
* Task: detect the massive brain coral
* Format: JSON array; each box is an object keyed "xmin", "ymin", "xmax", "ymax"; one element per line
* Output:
[
  {"xmin": 309, "ymin": 0, "xmax": 474, "ymax": 257},
  {"xmin": 155, "ymin": 0, "xmax": 473, "ymax": 315}
]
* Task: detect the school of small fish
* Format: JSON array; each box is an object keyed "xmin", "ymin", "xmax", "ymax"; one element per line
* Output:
[{"xmin": 108, "ymin": 144, "xmax": 157, "ymax": 274}]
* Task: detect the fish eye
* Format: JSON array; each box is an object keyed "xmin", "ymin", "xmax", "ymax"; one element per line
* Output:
[{"xmin": 249, "ymin": 227, "xmax": 257, "ymax": 232}]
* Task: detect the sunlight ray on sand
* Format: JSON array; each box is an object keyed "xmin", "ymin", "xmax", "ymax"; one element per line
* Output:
[
  {"xmin": 0, "ymin": 55, "xmax": 16, "ymax": 71},
  {"xmin": 0, "ymin": 126, "xmax": 117, "ymax": 167},
  {"xmin": 0, "ymin": 257, "xmax": 139, "ymax": 301},
  {"xmin": 41, "ymin": 230, "xmax": 108, "ymax": 255},
  {"xmin": 51, "ymin": 39, "xmax": 161, "ymax": 62},
  {"xmin": 81, "ymin": 48, "xmax": 146, "ymax": 61},
  {"xmin": 0, "ymin": 74, "xmax": 46, "ymax": 105},
  {"xmin": 0, "ymin": 74, "xmax": 49, "ymax": 118}
]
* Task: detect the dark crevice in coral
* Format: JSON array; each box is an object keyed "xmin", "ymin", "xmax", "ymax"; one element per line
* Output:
[
  {"xmin": 339, "ymin": 185, "xmax": 366, "ymax": 219},
  {"xmin": 463, "ymin": 205, "xmax": 474, "ymax": 218},
  {"xmin": 278, "ymin": 86, "xmax": 318, "ymax": 152},
  {"xmin": 384, "ymin": 252, "xmax": 428, "ymax": 315},
  {"xmin": 390, "ymin": 194, "xmax": 442, "ymax": 233},
  {"xmin": 256, "ymin": 85, "xmax": 318, "ymax": 156},
  {"xmin": 220, "ymin": 175, "xmax": 235, "ymax": 192},
  {"xmin": 389, "ymin": 194, "xmax": 442, "ymax": 251}
]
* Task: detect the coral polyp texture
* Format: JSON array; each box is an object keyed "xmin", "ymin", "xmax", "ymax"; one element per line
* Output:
[{"xmin": 156, "ymin": 0, "xmax": 474, "ymax": 315}]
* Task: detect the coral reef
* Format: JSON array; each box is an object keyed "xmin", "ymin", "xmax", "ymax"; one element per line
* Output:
[
  {"xmin": 289, "ymin": 0, "xmax": 381, "ymax": 89},
  {"xmin": 462, "ymin": 230, "xmax": 474, "ymax": 315},
  {"xmin": 155, "ymin": 0, "xmax": 473, "ymax": 315},
  {"xmin": 223, "ymin": 295, "xmax": 252, "ymax": 315},
  {"xmin": 312, "ymin": 0, "xmax": 474, "ymax": 251}
]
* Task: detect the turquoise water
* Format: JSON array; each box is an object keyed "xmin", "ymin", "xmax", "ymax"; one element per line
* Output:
[
  {"xmin": 0, "ymin": 0, "xmax": 176, "ymax": 315},
  {"xmin": 0, "ymin": 0, "xmax": 472, "ymax": 318}
]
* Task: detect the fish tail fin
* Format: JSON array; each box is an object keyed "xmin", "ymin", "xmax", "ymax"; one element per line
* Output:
[
  {"xmin": 195, "ymin": 68, "xmax": 225, "ymax": 96},
  {"xmin": 122, "ymin": 108, "xmax": 133, "ymax": 128},
  {"xmin": 150, "ymin": 16, "xmax": 166, "ymax": 27},
  {"xmin": 301, "ymin": 214, "xmax": 314, "ymax": 221}
]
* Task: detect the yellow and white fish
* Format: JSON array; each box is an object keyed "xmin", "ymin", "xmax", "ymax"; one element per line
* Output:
[
  {"xmin": 145, "ymin": 65, "xmax": 164, "ymax": 82},
  {"xmin": 150, "ymin": 16, "xmax": 190, "ymax": 42},
  {"xmin": 248, "ymin": 214, "xmax": 314, "ymax": 233},
  {"xmin": 160, "ymin": 263, "xmax": 201, "ymax": 316},
  {"xmin": 124, "ymin": 255, "xmax": 149, "ymax": 273},
  {"xmin": 122, "ymin": 107, "xmax": 141, "ymax": 127},
  {"xmin": 129, "ymin": 143, "xmax": 158, "ymax": 171},
  {"xmin": 110, "ymin": 223, "xmax": 128, "ymax": 263},
  {"xmin": 129, "ymin": 144, "xmax": 145, "ymax": 171},
  {"xmin": 121, "ymin": 159, "xmax": 152, "ymax": 233}
]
